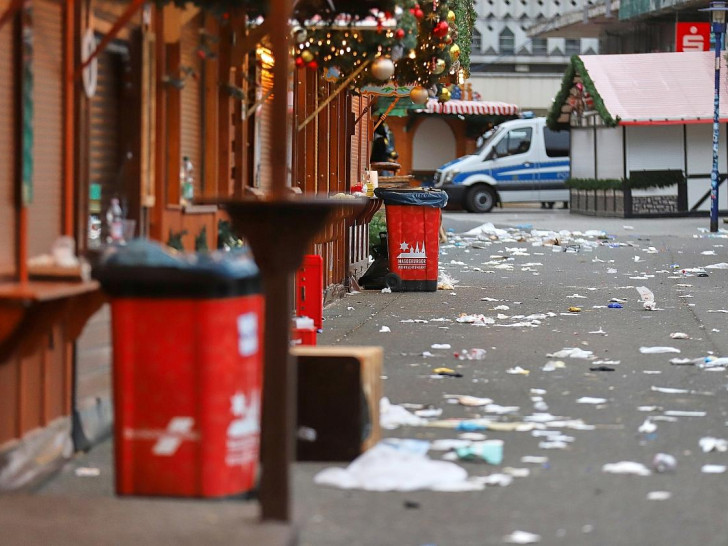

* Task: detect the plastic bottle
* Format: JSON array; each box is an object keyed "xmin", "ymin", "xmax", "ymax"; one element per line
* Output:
[
  {"xmin": 181, "ymin": 156, "xmax": 194, "ymax": 205},
  {"xmin": 106, "ymin": 197, "xmax": 124, "ymax": 244}
]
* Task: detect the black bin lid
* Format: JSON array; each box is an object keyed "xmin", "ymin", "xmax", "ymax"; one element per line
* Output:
[
  {"xmin": 92, "ymin": 239, "xmax": 261, "ymax": 298},
  {"xmin": 374, "ymin": 188, "xmax": 448, "ymax": 208}
]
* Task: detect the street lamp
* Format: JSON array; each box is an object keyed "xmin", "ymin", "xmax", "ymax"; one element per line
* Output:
[{"xmin": 702, "ymin": 1, "xmax": 728, "ymax": 232}]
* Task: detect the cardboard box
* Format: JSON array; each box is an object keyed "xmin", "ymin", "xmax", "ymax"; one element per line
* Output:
[{"xmin": 291, "ymin": 346, "xmax": 382, "ymax": 461}]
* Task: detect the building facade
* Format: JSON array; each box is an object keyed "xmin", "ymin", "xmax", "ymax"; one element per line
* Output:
[{"xmin": 468, "ymin": 0, "xmax": 601, "ymax": 114}]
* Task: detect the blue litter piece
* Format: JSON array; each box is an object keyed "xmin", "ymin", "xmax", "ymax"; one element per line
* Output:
[
  {"xmin": 456, "ymin": 421, "xmax": 487, "ymax": 432},
  {"xmin": 608, "ymin": 302, "xmax": 623, "ymax": 308}
]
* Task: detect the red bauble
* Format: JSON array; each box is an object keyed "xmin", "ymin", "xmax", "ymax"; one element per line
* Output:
[
  {"xmin": 295, "ymin": 56, "xmax": 305, "ymax": 68},
  {"xmin": 433, "ymin": 21, "xmax": 449, "ymax": 38},
  {"xmin": 414, "ymin": 8, "xmax": 424, "ymax": 19},
  {"xmin": 395, "ymin": 28, "xmax": 405, "ymax": 40},
  {"xmin": 307, "ymin": 60, "xmax": 318, "ymax": 70}
]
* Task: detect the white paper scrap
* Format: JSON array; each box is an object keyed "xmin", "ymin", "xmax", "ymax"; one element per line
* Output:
[
  {"xmin": 521, "ymin": 456, "xmax": 548, "ymax": 464},
  {"xmin": 647, "ymin": 491, "xmax": 672, "ymax": 501},
  {"xmin": 602, "ymin": 461, "xmax": 651, "ymax": 476},
  {"xmin": 380, "ymin": 398, "xmax": 426, "ymax": 430},
  {"xmin": 503, "ymin": 530, "xmax": 541, "ymax": 544},
  {"xmin": 314, "ymin": 443, "xmax": 477, "ymax": 491},
  {"xmin": 640, "ymin": 346, "xmax": 681, "ymax": 354},
  {"xmin": 577, "ymin": 397, "xmax": 607, "ymax": 404},
  {"xmin": 379, "ymin": 326, "xmax": 391, "ymax": 333},
  {"xmin": 670, "ymin": 332, "xmax": 689, "ymax": 339},
  {"xmin": 664, "ymin": 410, "xmax": 707, "ymax": 417},
  {"xmin": 548, "ymin": 348, "xmax": 594, "ymax": 359},
  {"xmin": 651, "ymin": 386, "xmax": 689, "ymax": 394},
  {"xmin": 431, "ymin": 343, "xmax": 451, "ymax": 349},
  {"xmin": 638, "ymin": 419, "xmax": 657, "ymax": 434},
  {"xmin": 701, "ymin": 464, "xmax": 727, "ymax": 474},
  {"xmin": 699, "ymin": 437, "xmax": 728, "ymax": 453},
  {"xmin": 448, "ymin": 395, "xmax": 494, "ymax": 407}
]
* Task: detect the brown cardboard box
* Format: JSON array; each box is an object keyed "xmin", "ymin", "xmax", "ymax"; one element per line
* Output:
[{"xmin": 291, "ymin": 346, "xmax": 382, "ymax": 462}]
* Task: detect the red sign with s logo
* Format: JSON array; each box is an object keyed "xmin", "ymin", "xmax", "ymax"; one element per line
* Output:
[{"xmin": 676, "ymin": 22, "xmax": 710, "ymax": 52}]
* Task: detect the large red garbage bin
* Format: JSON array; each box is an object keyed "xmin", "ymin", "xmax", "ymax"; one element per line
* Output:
[
  {"xmin": 374, "ymin": 188, "xmax": 448, "ymax": 292},
  {"xmin": 95, "ymin": 243, "xmax": 263, "ymax": 498}
]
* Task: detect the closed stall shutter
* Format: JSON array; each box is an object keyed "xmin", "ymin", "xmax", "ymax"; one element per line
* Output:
[
  {"xmin": 88, "ymin": 46, "xmax": 125, "ymax": 229},
  {"xmin": 350, "ymin": 95, "xmax": 362, "ymax": 186},
  {"xmin": 0, "ymin": 14, "xmax": 16, "ymax": 277},
  {"xmin": 255, "ymin": 66, "xmax": 273, "ymax": 190},
  {"xmin": 28, "ymin": 0, "xmax": 62, "ymax": 258},
  {"xmin": 180, "ymin": 16, "xmax": 202, "ymax": 195}
]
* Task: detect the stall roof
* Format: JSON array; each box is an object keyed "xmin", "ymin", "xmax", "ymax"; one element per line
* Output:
[
  {"xmin": 418, "ymin": 99, "xmax": 519, "ymax": 116},
  {"xmin": 548, "ymin": 51, "xmax": 728, "ymax": 127}
]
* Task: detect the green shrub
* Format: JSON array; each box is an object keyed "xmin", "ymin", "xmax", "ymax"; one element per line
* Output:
[
  {"xmin": 565, "ymin": 178, "xmax": 624, "ymax": 190},
  {"xmin": 369, "ymin": 210, "xmax": 387, "ymax": 251},
  {"xmin": 566, "ymin": 170, "xmax": 685, "ymax": 192},
  {"xmin": 628, "ymin": 170, "xmax": 684, "ymax": 190}
]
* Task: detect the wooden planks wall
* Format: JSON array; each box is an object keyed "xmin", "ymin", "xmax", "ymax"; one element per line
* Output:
[
  {"xmin": 0, "ymin": 324, "xmax": 72, "ymax": 446},
  {"xmin": 0, "ymin": 10, "xmax": 16, "ymax": 278}
]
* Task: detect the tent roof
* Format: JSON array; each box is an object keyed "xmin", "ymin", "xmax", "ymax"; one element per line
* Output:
[
  {"xmin": 549, "ymin": 51, "xmax": 728, "ymax": 127},
  {"xmin": 419, "ymin": 99, "xmax": 520, "ymax": 116}
]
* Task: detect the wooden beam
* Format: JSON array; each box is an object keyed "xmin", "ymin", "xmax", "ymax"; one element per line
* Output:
[
  {"xmin": 237, "ymin": 20, "xmax": 270, "ymax": 54},
  {"xmin": 297, "ymin": 59, "xmax": 371, "ymax": 132},
  {"xmin": 76, "ymin": 0, "xmax": 144, "ymax": 77},
  {"xmin": 373, "ymin": 97, "xmax": 399, "ymax": 131}
]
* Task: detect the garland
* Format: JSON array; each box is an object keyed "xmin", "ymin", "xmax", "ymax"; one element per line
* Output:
[
  {"xmin": 451, "ymin": 0, "xmax": 474, "ymax": 76},
  {"xmin": 160, "ymin": 0, "xmax": 469, "ymax": 97},
  {"xmin": 159, "ymin": 0, "xmax": 400, "ymax": 21},
  {"xmin": 546, "ymin": 55, "xmax": 619, "ymax": 130}
]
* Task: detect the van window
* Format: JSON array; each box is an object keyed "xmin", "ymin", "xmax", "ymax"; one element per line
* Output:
[
  {"xmin": 493, "ymin": 127, "xmax": 532, "ymax": 157},
  {"xmin": 543, "ymin": 128, "xmax": 570, "ymax": 157}
]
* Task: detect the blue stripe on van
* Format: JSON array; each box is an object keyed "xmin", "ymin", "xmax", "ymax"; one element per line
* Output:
[{"xmin": 452, "ymin": 160, "xmax": 569, "ymax": 185}]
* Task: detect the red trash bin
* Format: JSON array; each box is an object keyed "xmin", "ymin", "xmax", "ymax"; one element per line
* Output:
[
  {"xmin": 95, "ymin": 244, "xmax": 263, "ymax": 498},
  {"xmin": 374, "ymin": 188, "xmax": 448, "ymax": 291}
]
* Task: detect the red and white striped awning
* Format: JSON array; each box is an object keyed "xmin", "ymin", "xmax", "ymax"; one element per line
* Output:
[{"xmin": 423, "ymin": 99, "xmax": 519, "ymax": 116}]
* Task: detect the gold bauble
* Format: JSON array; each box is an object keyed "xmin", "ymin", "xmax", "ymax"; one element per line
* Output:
[
  {"xmin": 370, "ymin": 56, "xmax": 395, "ymax": 81},
  {"xmin": 447, "ymin": 10, "xmax": 456, "ymax": 23},
  {"xmin": 300, "ymin": 50, "xmax": 314, "ymax": 63},
  {"xmin": 410, "ymin": 85, "xmax": 429, "ymax": 105},
  {"xmin": 433, "ymin": 58, "xmax": 446, "ymax": 74},
  {"xmin": 450, "ymin": 44, "xmax": 461, "ymax": 60},
  {"xmin": 438, "ymin": 87, "xmax": 451, "ymax": 102}
]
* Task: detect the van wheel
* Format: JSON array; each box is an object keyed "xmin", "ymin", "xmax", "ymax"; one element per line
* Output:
[{"xmin": 465, "ymin": 186, "xmax": 496, "ymax": 213}]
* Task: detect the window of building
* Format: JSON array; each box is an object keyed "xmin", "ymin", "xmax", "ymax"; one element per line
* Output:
[
  {"xmin": 499, "ymin": 27, "xmax": 515, "ymax": 55},
  {"xmin": 565, "ymin": 39, "xmax": 581, "ymax": 56},
  {"xmin": 532, "ymin": 38, "xmax": 547, "ymax": 56},
  {"xmin": 471, "ymin": 28, "xmax": 482, "ymax": 53}
]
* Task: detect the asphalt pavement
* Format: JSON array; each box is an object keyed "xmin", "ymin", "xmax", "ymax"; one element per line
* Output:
[
  {"xmin": 11, "ymin": 207, "xmax": 728, "ymax": 546},
  {"xmin": 297, "ymin": 208, "xmax": 728, "ymax": 546}
]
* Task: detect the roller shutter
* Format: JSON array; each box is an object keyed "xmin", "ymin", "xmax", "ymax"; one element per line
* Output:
[
  {"xmin": 88, "ymin": 45, "xmax": 126, "ymax": 226},
  {"xmin": 28, "ymin": 0, "xmax": 63, "ymax": 258},
  {"xmin": 180, "ymin": 15, "xmax": 202, "ymax": 195},
  {"xmin": 0, "ymin": 12, "xmax": 16, "ymax": 276}
]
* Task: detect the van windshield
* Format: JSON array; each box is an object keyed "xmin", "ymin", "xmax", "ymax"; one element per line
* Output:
[{"xmin": 475, "ymin": 126, "xmax": 504, "ymax": 155}]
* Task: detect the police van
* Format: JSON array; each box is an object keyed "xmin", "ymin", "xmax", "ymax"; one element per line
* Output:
[{"xmin": 433, "ymin": 117, "xmax": 570, "ymax": 212}]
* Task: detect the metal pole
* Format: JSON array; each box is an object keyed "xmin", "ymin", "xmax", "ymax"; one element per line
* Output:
[{"xmin": 711, "ymin": 19, "xmax": 722, "ymax": 232}]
